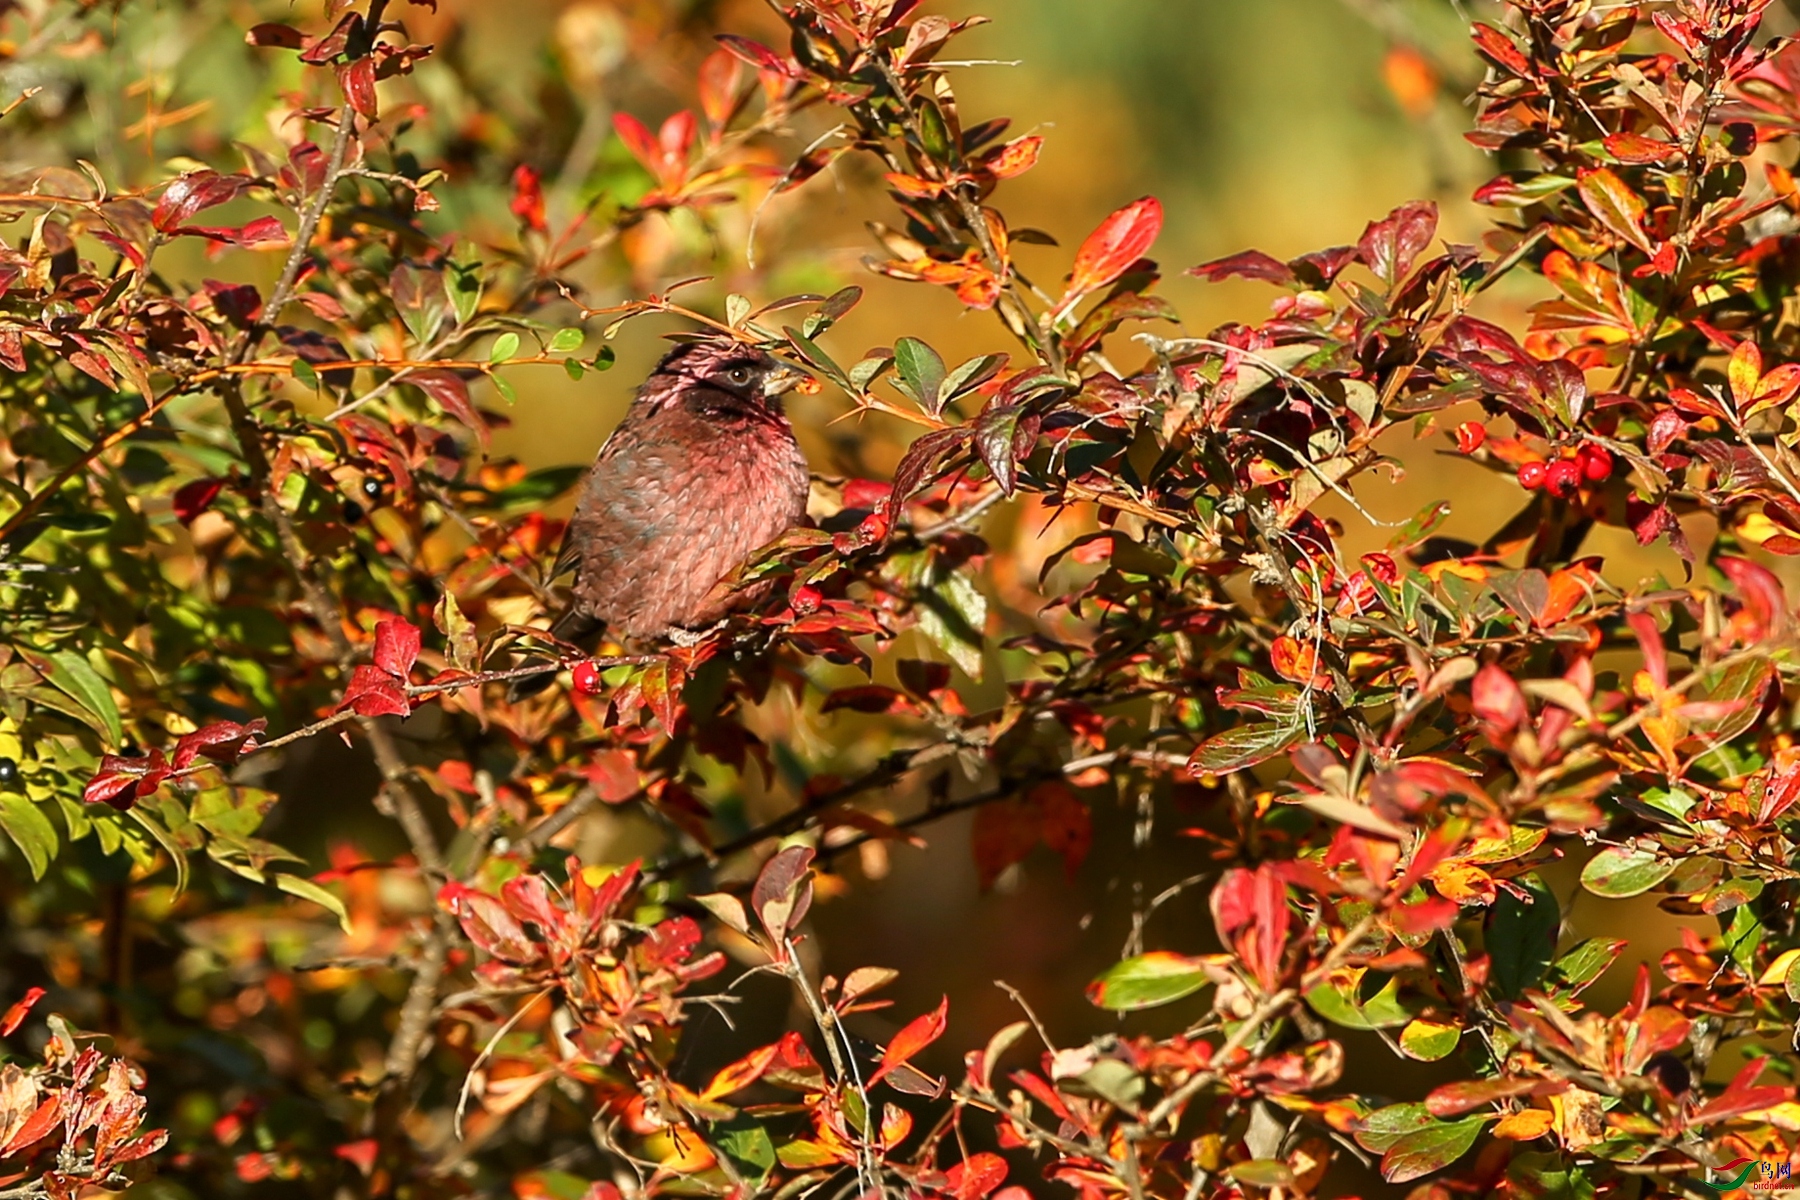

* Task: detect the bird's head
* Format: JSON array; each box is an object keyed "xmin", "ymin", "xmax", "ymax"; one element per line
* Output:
[{"xmin": 639, "ymin": 336, "xmax": 813, "ymax": 417}]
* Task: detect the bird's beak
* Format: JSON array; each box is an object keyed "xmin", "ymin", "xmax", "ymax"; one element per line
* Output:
[{"xmin": 762, "ymin": 364, "xmax": 816, "ymax": 398}]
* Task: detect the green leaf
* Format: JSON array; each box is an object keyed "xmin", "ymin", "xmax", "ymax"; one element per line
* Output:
[
  {"xmin": 1354, "ymin": 1103, "xmax": 1433, "ymax": 1152},
  {"xmin": 893, "ymin": 337, "xmax": 947, "ymax": 414},
  {"xmin": 1579, "ymin": 845, "xmax": 1673, "ymax": 898},
  {"xmin": 1188, "ymin": 721, "xmax": 1305, "ymax": 776},
  {"xmin": 549, "ymin": 326, "xmax": 585, "ymax": 353},
  {"xmin": 276, "ymin": 874, "xmax": 352, "ymax": 933},
  {"xmin": 291, "ymin": 359, "xmax": 319, "ymax": 390},
  {"xmin": 0, "ymin": 794, "xmax": 56, "ymax": 878},
  {"xmin": 1549, "ymin": 937, "xmax": 1625, "ymax": 991},
  {"xmin": 448, "ymin": 259, "xmax": 483, "ymax": 326},
  {"xmin": 46, "ymin": 651, "xmax": 123, "ymax": 747},
  {"xmin": 129, "ymin": 808, "xmax": 189, "ymax": 894},
  {"xmin": 491, "ymin": 465, "xmax": 584, "ymax": 509},
  {"xmin": 916, "ymin": 566, "xmax": 986, "ymax": 679},
  {"xmin": 718, "ymin": 1122, "xmax": 776, "ymax": 1174},
  {"xmin": 489, "ymin": 331, "xmax": 521, "ymax": 364},
  {"xmin": 562, "ymin": 358, "xmax": 585, "ymax": 381},
  {"xmin": 1488, "ymin": 872, "xmax": 1559, "ymax": 999},
  {"xmin": 492, "ymin": 373, "xmax": 517, "ymax": 404},
  {"xmin": 1398, "ymin": 1017, "xmax": 1461, "ymax": 1061},
  {"xmin": 1227, "ymin": 1161, "xmax": 1296, "ymax": 1189},
  {"xmin": 1087, "ymin": 952, "xmax": 1215, "ymax": 1011},
  {"xmin": 1304, "ymin": 971, "xmax": 1418, "ymax": 1030},
  {"xmin": 1381, "ymin": 1116, "xmax": 1487, "ymax": 1184}
]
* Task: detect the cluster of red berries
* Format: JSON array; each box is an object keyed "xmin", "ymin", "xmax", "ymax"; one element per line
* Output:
[{"xmin": 1517, "ymin": 443, "xmax": 1612, "ymax": 498}]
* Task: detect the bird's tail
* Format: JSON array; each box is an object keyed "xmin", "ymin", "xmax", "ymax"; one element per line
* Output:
[{"xmin": 505, "ymin": 608, "xmax": 605, "ymax": 703}]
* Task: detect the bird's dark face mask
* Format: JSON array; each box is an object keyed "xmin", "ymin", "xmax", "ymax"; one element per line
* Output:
[{"xmin": 649, "ymin": 341, "xmax": 811, "ymax": 426}]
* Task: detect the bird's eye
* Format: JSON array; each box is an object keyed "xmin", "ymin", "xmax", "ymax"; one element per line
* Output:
[{"xmin": 727, "ymin": 366, "xmax": 753, "ymax": 385}]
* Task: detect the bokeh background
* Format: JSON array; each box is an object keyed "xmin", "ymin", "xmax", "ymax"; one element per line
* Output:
[{"xmin": 12, "ymin": 1, "xmax": 1782, "ymax": 1187}]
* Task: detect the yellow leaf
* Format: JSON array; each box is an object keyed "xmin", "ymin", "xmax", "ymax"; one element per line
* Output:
[
  {"xmin": 1759, "ymin": 947, "xmax": 1800, "ymax": 986},
  {"xmin": 1730, "ymin": 339, "xmax": 1763, "ymax": 408},
  {"xmin": 1494, "ymin": 1109, "xmax": 1555, "ymax": 1140}
]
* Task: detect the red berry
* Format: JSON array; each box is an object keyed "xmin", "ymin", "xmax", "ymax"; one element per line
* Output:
[
  {"xmin": 1517, "ymin": 461, "xmax": 1547, "ymax": 490},
  {"xmin": 1579, "ymin": 444, "xmax": 1613, "ymax": 481},
  {"xmin": 1455, "ymin": 421, "xmax": 1488, "ymax": 454},
  {"xmin": 1545, "ymin": 459, "xmax": 1581, "ymax": 499},
  {"xmin": 571, "ymin": 660, "xmax": 603, "ymax": 695}
]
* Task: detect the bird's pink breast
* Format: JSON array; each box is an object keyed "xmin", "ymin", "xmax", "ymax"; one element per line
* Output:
[{"xmin": 570, "ymin": 410, "xmax": 809, "ymax": 639}]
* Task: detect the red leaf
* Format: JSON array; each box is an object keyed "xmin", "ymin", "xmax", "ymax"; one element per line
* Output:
[
  {"xmin": 820, "ymin": 685, "xmax": 911, "ymax": 714},
  {"xmin": 509, "ymin": 164, "xmax": 546, "ymax": 232},
  {"xmin": 1032, "ymin": 782, "xmax": 1091, "ymax": 880},
  {"xmin": 173, "ymin": 478, "xmax": 225, "ymax": 525},
  {"xmin": 1064, "ymin": 196, "xmax": 1163, "ymax": 301},
  {"xmin": 1188, "ymin": 249, "xmax": 1296, "ymax": 285},
  {"xmin": 340, "ymin": 56, "xmax": 377, "ymax": 120},
  {"xmin": 714, "ymin": 33, "xmax": 793, "ymax": 78},
  {"xmin": 1577, "ymin": 167, "xmax": 1653, "ymax": 254},
  {"xmin": 341, "ymin": 664, "xmax": 411, "ymax": 717},
  {"xmin": 334, "ymin": 1139, "xmax": 379, "ymax": 1177},
  {"xmin": 1470, "ymin": 664, "xmax": 1527, "ymax": 735},
  {"xmin": 246, "ymin": 23, "xmax": 307, "ymax": 49},
  {"xmin": 981, "ymin": 136, "xmax": 1043, "ymax": 180},
  {"xmin": 83, "ymin": 755, "xmax": 145, "ymax": 810},
  {"xmin": 751, "ymin": 844, "xmax": 815, "ymax": 947},
  {"xmin": 584, "ymin": 750, "xmax": 640, "ymax": 803},
  {"xmin": 693, "ymin": 50, "xmax": 744, "ymax": 132},
  {"xmin": 1719, "ymin": 555, "xmax": 1788, "ymax": 641},
  {"xmin": 171, "ymin": 719, "xmax": 267, "ymax": 769},
  {"xmin": 373, "ymin": 617, "xmax": 421, "ymax": 678},
  {"xmin": 614, "ymin": 112, "xmax": 663, "ymax": 179},
  {"xmin": 1469, "ymin": 22, "xmax": 1532, "ymax": 75},
  {"xmin": 0, "ymin": 987, "xmax": 45, "ymax": 1036},
  {"xmin": 1426, "ymin": 1076, "xmax": 1557, "ymax": 1118},
  {"xmin": 410, "ymin": 368, "xmax": 486, "ymax": 449},
  {"xmin": 1, "ymin": 1094, "xmax": 63, "ymax": 1156},
  {"xmin": 153, "ymin": 171, "xmax": 248, "ymax": 233},
  {"xmin": 1357, "ymin": 200, "xmax": 1438, "ymax": 286},
  {"xmin": 1211, "ymin": 864, "xmax": 1291, "ymax": 991},
  {"xmin": 947, "ymin": 1153, "xmax": 1009, "ymax": 1200},
  {"xmin": 868, "ymin": 996, "xmax": 948, "ymax": 1087},
  {"xmin": 972, "ymin": 799, "xmax": 1039, "ymax": 890}
]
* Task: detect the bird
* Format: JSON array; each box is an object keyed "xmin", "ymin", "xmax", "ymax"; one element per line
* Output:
[{"xmin": 507, "ymin": 335, "xmax": 813, "ymax": 702}]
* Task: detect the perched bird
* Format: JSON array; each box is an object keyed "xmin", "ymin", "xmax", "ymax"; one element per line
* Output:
[{"xmin": 508, "ymin": 336, "xmax": 812, "ymax": 701}]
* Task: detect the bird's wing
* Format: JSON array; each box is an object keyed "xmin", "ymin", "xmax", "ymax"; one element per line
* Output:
[{"xmin": 547, "ymin": 426, "xmax": 625, "ymax": 581}]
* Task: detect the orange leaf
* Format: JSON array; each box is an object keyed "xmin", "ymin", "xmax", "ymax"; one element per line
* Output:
[
  {"xmin": 1493, "ymin": 1108, "xmax": 1555, "ymax": 1140},
  {"xmin": 702, "ymin": 1042, "xmax": 781, "ymax": 1100},
  {"xmin": 869, "ymin": 996, "xmax": 948, "ymax": 1087},
  {"xmin": 983, "ymin": 136, "xmax": 1043, "ymax": 179},
  {"xmin": 1730, "ymin": 339, "xmax": 1763, "ymax": 409},
  {"xmin": 1064, "ymin": 196, "xmax": 1163, "ymax": 304}
]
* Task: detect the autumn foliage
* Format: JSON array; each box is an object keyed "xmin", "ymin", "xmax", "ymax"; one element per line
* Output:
[{"xmin": 4, "ymin": 0, "xmax": 1800, "ymax": 1197}]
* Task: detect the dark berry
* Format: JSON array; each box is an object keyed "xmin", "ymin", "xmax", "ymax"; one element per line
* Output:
[
  {"xmin": 1579, "ymin": 444, "xmax": 1613, "ymax": 481},
  {"xmin": 362, "ymin": 477, "xmax": 383, "ymax": 500},
  {"xmin": 341, "ymin": 500, "xmax": 366, "ymax": 524},
  {"xmin": 119, "ymin": 739, "xmax": 141, "ymax": 758},
  {"xmin": 1517, "ymin": 461, "xmax": 1547, "ymax": 490},
  {"xmin": 571, "ymin": 660, "xmax": 603, "ymax": 695},
  {"xmin": 0, "ymin": 758, "xmax": 19, "ymax": 789},
  {"xmin": 1545, "ymin": 459, "xmax": 1582, "ymax": 499}
]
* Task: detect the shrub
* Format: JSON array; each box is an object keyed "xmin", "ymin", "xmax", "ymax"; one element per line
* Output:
[{"xmin": 0, "ymin": 0, "xmax": 1797, "ymax": 1197}]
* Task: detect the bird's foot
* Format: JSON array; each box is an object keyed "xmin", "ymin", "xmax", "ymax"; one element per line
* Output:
[{"xmin": 666, "ymin": 619, "xmax": 727, "ymax": 648}]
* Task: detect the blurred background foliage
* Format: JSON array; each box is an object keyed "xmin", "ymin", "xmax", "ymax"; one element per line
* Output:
[{"xmin": 0, "ymin": 0, "xmax": 1752, "ymax": 1143}]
